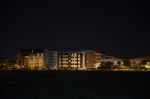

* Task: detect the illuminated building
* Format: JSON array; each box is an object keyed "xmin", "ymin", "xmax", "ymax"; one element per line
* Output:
[
  {"xmin": 57, "ymin": 50, "xmax": 101, "ymax": 70},
  {"xmin": 58, "ymin": 51, "xmax": 86, "ymax": 70},
  {"xmin": 6, "ymin": 58, "xmax": 18, "ymax": 69},
  {"xmin": 24, "ymin": 54, "xmax": 44, "ymax": 70},
  {"xmin": 130, "ymin": 57, "xmax": 150, "ymax": 68},
  {"xmin": 85, "ymin": 50, "xmax": 102, "ymax": 69},
  {"xmin": 17, "ymin": 49, "xmax": 58, "ymax": 70},
  {"xmin": 0, "ymin": 57, "xmax": 18, "ymax": 69},
  {"xmin": 101, "ymin": 55, "xmax": 123, "ymax": 66},
  {"xmin": 130, "ymin": 58, "xmax": 144, "ymax": 67},
  {"xmin": 17, "ymin": 49, "xmax": 49, "ymax": 70}
]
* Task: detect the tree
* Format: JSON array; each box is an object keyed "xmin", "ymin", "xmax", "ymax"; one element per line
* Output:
[
  {"xmin": 123, "ymin": 59, "xmax": 131, "ymax": 67},
  {"xmin": 140, "ymin": 60, "xmax": 149, "ymax": 66},
  {"xmin": 98, "ymin": 62, "xmax": 114, "ymax": 70}
]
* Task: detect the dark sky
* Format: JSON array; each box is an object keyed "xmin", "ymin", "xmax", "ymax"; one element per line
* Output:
[{"xmin": 1, "ymin": 0, "xmax": 150, "ymax": 58}]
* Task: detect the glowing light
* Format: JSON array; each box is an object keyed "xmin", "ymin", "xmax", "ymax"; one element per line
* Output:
[{"xmin": 145, "ymin": 62, "xmax": 150, "ymax": 69}]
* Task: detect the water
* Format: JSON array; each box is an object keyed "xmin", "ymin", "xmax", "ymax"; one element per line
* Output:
[{"xmin": 0, "ymin": 71, "xmax": 150, "ymax": 99}]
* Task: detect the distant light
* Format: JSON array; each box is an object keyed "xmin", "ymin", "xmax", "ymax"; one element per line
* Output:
[{"xmin": 145, "ymin": 62, "xmax": 150, "ymax": 69}]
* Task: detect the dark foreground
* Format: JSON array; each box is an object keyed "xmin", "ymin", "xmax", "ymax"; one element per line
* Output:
[{"xmin": 0, "ymin": 71, "xmax": 150, "ymax": 99}]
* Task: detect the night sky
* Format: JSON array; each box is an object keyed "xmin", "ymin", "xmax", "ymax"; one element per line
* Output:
[{"xmin": 1, "ymin": 0, "xmax": 150, "ymax": 58}]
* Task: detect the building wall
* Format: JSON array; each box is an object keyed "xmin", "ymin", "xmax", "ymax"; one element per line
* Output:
[
  {"xmin": 95, "ymin": 53, "xmax": 102, "ymax": 68},
  {"xmin": 24, "ymin": 53, "xmax": 44, "ymax": 70},
  {"xmin": 57, "ymin": 50, "xmax": 101, "ymax": 70},
  {"xmin": 48, "ymin": 51, "xmax": 57, "ymax": 69},
  {"xmin": 85, "ymin": 50, "xmax": 101, "ymax": 69},
  {"xmin": 101, "ymin": 55, "xmax": 123, "ymax": 66},
  {"xmin": 17, "ymin": 49, "xmax": 46, "ymax": 70},
  {"xmin": 58, "ymin": 52, "xmax": 85, "ymax": 69}
]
